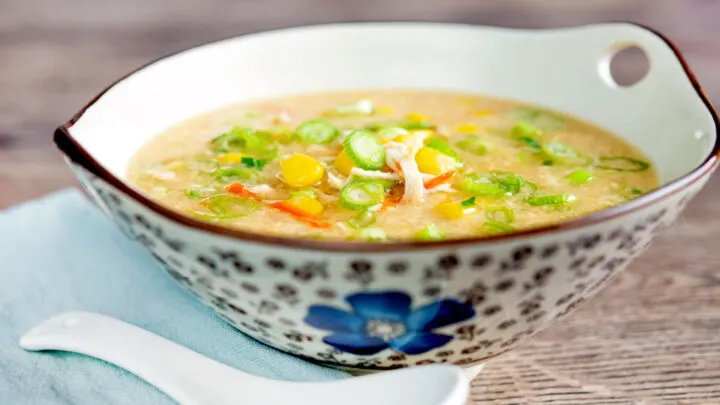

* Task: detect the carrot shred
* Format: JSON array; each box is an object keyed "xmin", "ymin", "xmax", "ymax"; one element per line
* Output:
[
  {"xmin": 380, "ymin": 195, "xmax": 402, "ymax": 212},
  {"xmin": 394, "ymin": 162, "xmax": 404, "ymax": 173},
  {"xmin": 380, "ymin": 185, "xmax": 404, "ymax": 212},
  {"xmin": 228, "ymin": 183, "xmax": 330, "ymax": 228},
  {"xmin": 424, "ymin": 170, "xmax": 456, "ymax": 189},
  {"xmin": 226, "ymin": 183, "xmax": 262, "ymax": 201},
  {"xmin": 270, "ymin": 201, "xmax": 331, "ymax": 229}
]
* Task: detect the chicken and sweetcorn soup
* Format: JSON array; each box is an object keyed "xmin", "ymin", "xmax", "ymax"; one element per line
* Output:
[{"xmin": 129, "ymin": 91, "xmax": 658, "ymax": 242}]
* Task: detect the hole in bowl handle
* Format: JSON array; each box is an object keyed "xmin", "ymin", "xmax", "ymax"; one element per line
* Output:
[
  {"xmin": 598, "ymin": 43, "xmax": 650, "ymax": 88},
  {"xmin": 587, "ymin": 23, "xmax": 693, "ymax": 91}
]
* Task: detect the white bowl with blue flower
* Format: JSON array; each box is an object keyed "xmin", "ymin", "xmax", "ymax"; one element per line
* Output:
[{"xmin": 54, "ymin": 22, "xmax": 718, "ymax": 372}]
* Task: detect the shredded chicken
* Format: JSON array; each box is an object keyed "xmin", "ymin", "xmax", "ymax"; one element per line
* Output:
[
  {"xmin": 246, "ymin": 184, "xmax": 278, "ymax": 198},
  {"xmin": 384, "ymin": 138, "xmax": 425, "ymax": 204},
  {"xmin": 349, "ymin": 168, "xmax": 401, "ymax": 181},
  {"xmin": 307, "ymin": 145, "xmax": 337, "ymax": 155},
  {"xmin": 315, "ymin": 189, "xmax": 339, "ymax": 203},
  {"xmin": 144, "ymin": 167, "xmax": 176, "ymax": 180},
  {"xmin": 326, "ymin": 170, "xmax": 346, "ymax": 190},
  {"xmin": 426, "ymin": 184, "xmax": 457, "ymax": 194}
]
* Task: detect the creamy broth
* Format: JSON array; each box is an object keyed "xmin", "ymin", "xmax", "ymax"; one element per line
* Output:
[{"xmin": 129, "ymin": 90, "xmax": 658, "ymax": 242}]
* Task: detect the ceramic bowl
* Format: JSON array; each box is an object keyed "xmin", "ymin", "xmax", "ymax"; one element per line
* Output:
[{"xmin": 54, "ymin": 22, "xmax": 718, "ymax": 372}]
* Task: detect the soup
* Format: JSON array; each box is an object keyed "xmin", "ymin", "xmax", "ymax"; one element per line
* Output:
[{"xmin": 129, "ymin": 90, "xmax": 658, "ymax": 242}]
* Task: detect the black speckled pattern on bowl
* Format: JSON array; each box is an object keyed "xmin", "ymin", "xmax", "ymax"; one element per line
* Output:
[{"xmin": 70, "ymin": 163, "xmax": 705, "ymax": 370}]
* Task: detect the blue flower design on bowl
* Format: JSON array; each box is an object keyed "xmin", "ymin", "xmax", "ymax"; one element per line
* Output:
[{"xmin": 304, "ymin": 291, "xmax": 475, "ymax": 355}]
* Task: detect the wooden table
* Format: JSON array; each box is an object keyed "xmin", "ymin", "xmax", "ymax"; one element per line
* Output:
[{"xmin": 2, "ymin": 1, "xmax": 719, "ymax": 403}]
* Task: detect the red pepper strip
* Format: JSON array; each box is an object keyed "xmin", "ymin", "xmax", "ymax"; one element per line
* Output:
[
  {"xmin": 269, "ymin": 201, "xmax": 331, "ymax": 229},
  {"xmin": 227, "ymin": 183, "xmax": 262, "ymax": 201},
  {"xmin": 424, "ymin": 170, "xmax": 456, "ymax": 190}
]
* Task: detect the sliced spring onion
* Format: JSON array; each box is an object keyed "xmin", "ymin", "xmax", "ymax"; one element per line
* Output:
[
  {"xmin": 267, "ymin": 126, "xmax": 295, "ymax": 143},
  {"xmin": 376, "ymin": 179, "xmax": 397, "ymax": 190},
  {"xmin": 324, "ymin": 99, "xmax": 374, "ymax": 117},
  {"xmin": 189, "ymin": 194, "xmax": 257, "ymax": 220},
  {"xmin": 426, "ymin": 138, "xmax": 462, "ymax": 163},
  {"xmin": 366, "ymin": 121, "xmax": 435, "ymax": 131},
  {"xmin": 483, "ymin": 221, "xmax": 515, "ymax": 234},
  {"xmin": 524, "ymin": 180, "xmax": 539, "ymax": 195},
  {"xmin": 490, "ymin": 172, "xmax": 525, "ymax": 196},
  {"xmin": 416, "ymin": 224, "xmax": 445, "ymax": 241},
  {"xmin": 340, "ymin": 179, "xmax": 386, "ymax": 210},
  {"xmin": 359, "ymin": 227, "xmax": 387, "ymax": 242},
  {"xmin": 458, "ymin": 173, "xmax": 508, "ymax": 197},
  {"xmin": 399, "ymin": 121, "xmax": 434, "ymax": 130},
  {"xmin": 595, "ymin": 157, "xmax": 650, "ymax": 172},
  {"xmin": 461, "ymin": 196, "xmax": 476, "ymax": 207},
  {"xmin": 184, "ymin": 186, "xmax": 216, "ymax": 199},
  {"xmin": 212, "ymin": 167, "xmax": 259, "ymax": 183},
  {"xmin": 566, "ymin": 169, "xmax": 594, "ymax": 185},
  {"xmin": 240, "ymin": 156, "xmax": 267, "ymax": 169},
  {"xmin": 507, "ymin": 108, "xmax": 564, "ymax": 130},
  {"xmin": 630, "ymin": 188, "xmax": 643, "ymax": 195},
  {"xmin": 376, "ymin": 126, "xmax": 408, "ymax": 140},
  {"xmin": 511, "ymin": 122, "xmax": 543, "ymax": 139},
  {"xmin": 208, "ymin": 194, "xmax": 257, "ymax": 217},
  {"xmin": 485, "ymin": 206, "xmax": 515, "ymax": 223},
  {"xmin": 211, "ymin": 127, "xmax": 278, "ymax": 158},
  {"xmin": 517, "ymin": 136, "xmax": 542, "ymax": 150},
  {"xmin": 541, "ymin": 142, "xmax": 588, "ymax": 165},
  {"xmin": 344, "ymin": 130, "xmax": 386, "ymax": 170},
  {"xmin": 347, "ymin": 210, "xmax": 377, "ymax": 229},
  {"xmin": 526, "ymin": 194, "xmax": 576, "ymax": 206},
  {"xmin": 290, "ymin": 189, "xmax": 318, "ymax": 199},
  {"xmin": 296, "ymin": 119, "xmax": 340, "ymax": 144},
  {"xmin": 455, "ymin": 136, "xmax": 495, "ymax": 155}
]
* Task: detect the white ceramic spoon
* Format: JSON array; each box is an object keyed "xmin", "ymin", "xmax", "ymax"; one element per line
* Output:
[{"xmin": 20, "ymin": 312, "xmax": 469, "ymax": 405}]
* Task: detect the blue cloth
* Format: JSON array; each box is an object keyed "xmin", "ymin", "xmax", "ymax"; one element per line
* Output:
[{"xmin": 0, "ymin": 190, "xmax": 347, "ymax": 404}]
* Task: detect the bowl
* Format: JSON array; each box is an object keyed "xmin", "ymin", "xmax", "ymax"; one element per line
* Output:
[{"xmin": 54, "ymin": 22, "xmax": 718, "ymax": 371}]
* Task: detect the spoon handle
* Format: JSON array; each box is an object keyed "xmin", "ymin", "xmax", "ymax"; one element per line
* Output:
[{"xmin": 20, "ymin": 311, "xmax": 273, "ymax": 405}]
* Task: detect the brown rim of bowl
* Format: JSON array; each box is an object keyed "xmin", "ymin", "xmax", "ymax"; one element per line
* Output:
[{"xmin": 53, "ymin": 21, "xmax": 720, "ymax": 253}]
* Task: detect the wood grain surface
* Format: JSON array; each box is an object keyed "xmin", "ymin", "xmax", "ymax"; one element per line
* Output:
[{"xmin": 2, "ymin": 1, "xmax": 719, "ymax": 404}]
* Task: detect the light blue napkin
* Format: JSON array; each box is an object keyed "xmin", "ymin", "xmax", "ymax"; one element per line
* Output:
[{"xmin": 0, "ymin": 189, "xmax": 347, "ymax": 404}]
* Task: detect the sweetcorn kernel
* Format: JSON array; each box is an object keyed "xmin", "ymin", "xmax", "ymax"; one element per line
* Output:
[
  {"xmin": 455, "ymin": 123, "xmax": 479, "ymax": 134},
  {"xmin": 375, "ymin": 106, "xmax": 394, "ymax": 115},
  {"xmin": 334, "ymin": 150, "xmax": 356, "ymax": 176},
  {"xmin": 281, "ymin": 154, "xmax": 325, "ymax": 187},
  {"xmin": 393, "ymin": 130, "xmax": 433, "ymax": 147},
  {"xmin": 218, "ymin": 152, "xmax": 245, "ymax": 165},
  {"xmin": 415, "ymin": 146, "xmax": 457, "ymax": 175},
  {"xmin": 288, "ymin": 196, "xmax": 324, "ymax": 215},
  {"xmin": 406, "ymin": 113, "xmax": 429, "ymax": 122},
  {"xmin": 474, "ymin": 110, "xmax": 495, "ymax": 117},
  {"xmin": 434, "ymin": 201, "xmax": 465, "ymax": 219}
]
